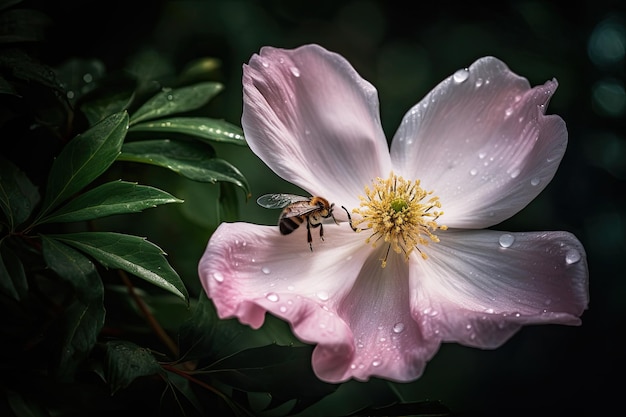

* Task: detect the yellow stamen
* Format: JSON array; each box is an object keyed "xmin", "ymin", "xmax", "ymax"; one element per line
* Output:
[{"xmin": 348, "ymin": 172, "xmax": 447, "ymax": 267}]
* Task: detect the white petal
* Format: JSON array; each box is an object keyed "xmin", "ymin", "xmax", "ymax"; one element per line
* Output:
[
  {"xmin": 390, "ymin": 56, "xmax": 567, "ymax": 228},
  {"xmin": 243, "ymin": 44, "xmax": 391, "ymax": 207},
  {"xmin": 410, "ymin": 229, "xmax": 588, "ymax": 348}
]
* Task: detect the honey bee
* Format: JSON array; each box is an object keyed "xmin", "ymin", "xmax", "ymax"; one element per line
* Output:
[{"xmin": 257, "ymin": 193, "xmax": 337, "ymax": 250}]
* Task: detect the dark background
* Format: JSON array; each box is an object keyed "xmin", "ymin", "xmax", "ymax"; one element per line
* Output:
[{"xmin": 19, "ymin": 0, "xmax": 626, "ymax": 416}]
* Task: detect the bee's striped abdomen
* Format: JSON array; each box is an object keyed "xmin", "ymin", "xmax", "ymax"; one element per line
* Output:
[{"xmin": 279, "ymin": 216, "xmax": 304, "ymax": 235}]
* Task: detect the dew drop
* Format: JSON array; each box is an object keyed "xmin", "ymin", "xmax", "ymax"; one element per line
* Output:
[
  {"xmin": 475, "ymin": 77, "xmax": 484, "ymax": 88},
  {"xmin": 530, "ymin": 177, "xmax": 541, "ymax": 186},
  {"xmin": 453, "ymin": 68, "xmax": 470, "ymax": 83},
  {"xmin": 316, "ymin": 290, "xmax": 329, "ymax": 301},
  {"xmin": 422, "ymin": 307, "xmax": 438, "ymax": 316},
  {"xmin": 261, "ymin": 266, "xmax": 271, "ymax": 275},
  {"xmin": 510, "ymin": 168, "xmax": 521, "ymax": 178},
  {"xmin": 499, "ymin": 233, "xmax": 515, "ymax": 248},
  {"xmin": 392, "ymin": 322, "xmax": 405, "ymax": 333},
  {"xmin": 166, "ymin": 94, "xmax": 174, "ymax": 101},
  {"xmin": 504, "ymin": 107, "xmax": 514, "ymax": 117},
  {"xmin": 469, "ymin": 168, "xmax": 478, "ymax": 176},
  {"xmin": 279, "ymin": 305, "xmax": 287, "ymax": 313},
  {"xmin": 287, "ymin": 285, "xmax": 295, "ymax": 291},
  {"xmin": 565, "ymin": 249, "xmax": 581, "ymax": 265},
  {"xmin": 261, "ymin": 59, "xmax": 270, "ymax": 68},
  {"xmin": 212, "ymin": 272, "xmax": 224, "ymax": 282},
  {"xmin": 478, "ymin": 151, "xmax": 487, "ymax": 159},
  {"xmin": 82, "ymin": 73, "xmax": 93, "ymax": 83},
  {"xmin": 266, "ymin": 292, "xmax": 279, "ymax": 302},
  {"xmin": 372, "ymin": 359, "xmax": 381, "ymax": 367},
  {"xmin": 290, "ymin": 66, "xmax": 301, "ymax": 77}
]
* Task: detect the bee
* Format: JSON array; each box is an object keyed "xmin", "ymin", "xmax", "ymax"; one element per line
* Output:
[{"xmin": 257, "ymin": 193, "xmax": 337, "ymax": 251}]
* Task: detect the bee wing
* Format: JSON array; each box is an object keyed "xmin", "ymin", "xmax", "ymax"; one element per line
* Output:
[
  {"xmin": 256, "ymin": 193, "xmax": 310, "ymax": 209},
  {"xmin": 280, "ymin": 201, "xmax": 320, "ymax": 218}
]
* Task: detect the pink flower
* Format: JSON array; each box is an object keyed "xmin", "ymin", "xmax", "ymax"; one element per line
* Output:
[{"xmin": 198, "ymin": 44, "xmax": 589, "ymax": 383}]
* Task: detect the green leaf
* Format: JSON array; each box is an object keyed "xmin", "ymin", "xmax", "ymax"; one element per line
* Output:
[
  {"xmin": 162, "ymin": 370, "xmax": 205, "ymax": 416},
  {"xmin": 218, "ymin": 182, "xmax": 241, "ymax": 222},
  {"xmin": 0, "ymin": 156, "xmax": 40, "ymax": 230},
  {"xmin": 79, "ymin": 72, "xmax": 137, "ymax": 126},
  {"xmin": 5, "ymin": 389, "xmax": 49, "ymax": 417},
  {"xmin": 178, "ymin": 293, "xmax": 300, "ymax": 363},
  {"xmin": 41, "ymin": 236, "xmax": 105, "ymax": 379},
  {"xmin": 0, "ymin": 8, "xmax": 50, "ymax": 43},
  {"xmin": 39, "ymin": 180, "xmax": 183, "ymax": 224},
  {"xmin": 129, "ymin": 117, "xmax": 246, "ymax": 145},
  {"xmin": 118, "ymin": 139, "xmax": 250, "ymax": 197},
  {"xmin": 129, "ymin": 82, "xmax": 223, "ymax": 125},
  {"xmin": 36, "ymin": 111, "xmax": 129, "ymax": 220},
  {"xmin": 49, "ymin": 231, "xmax": 188, "ymax": 302},
  {"xmin": 0, "ymin": 239, "xmax": 28, "ymax": 300},
  {"xmin": 207, "ymin": 344, "xmax": 337, "ymax": 414},
  {"xmin": 105, "ymin": 340, "xmax": 162, "ymax": 394}
]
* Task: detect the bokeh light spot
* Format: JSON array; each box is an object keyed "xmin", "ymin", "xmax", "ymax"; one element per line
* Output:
[
  {"xmin": 592, "ymin": 78, "xmax": 626, "ymax": 117},
  {"xmin": 588, "ymin": 16, "xmax": 626, "ymax": 67}
]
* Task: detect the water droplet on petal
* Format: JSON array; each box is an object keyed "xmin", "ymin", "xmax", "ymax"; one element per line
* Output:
[
  {"xmin": 279, "ymin": 305, "xmax": 287, "ymax": 313},
  {"xmin": 266, "ymin": 292, "xmax": 279, "ymax": 302},
  {"xmin": 261, "ymin": 266, "xmax": 271, "ymax": 275},
  {"xmin": 475, "ymin": 78, "xmax": 484, "ymax": 88},
  {"xmin": 510, "ymin": 168, "xmax": 521, "ymax": 178},
  {"xmin": 392, "ymin": 322, "xmax": 405, "ymax": 333},
  {"xmin": 316, "ymin": 290, "xmax": 329, "ymax": 301},
  {"xmin": 166, "ymin": 94, "xmax": 174, "ymax": 101},
  {"xmin": 212, "ymin": 272, "xmax": 224, "ymax": 282},
  {"xmin": 372, "ymin": 359, "xmax": 381, "ymax": 367},
  {"xmin": 499, "ymin": 233, "xmax": 515, "ymax": 248},
  {"xmin": 290, "ymin": 66, "xmax": 300, "ymax": 77},
  {"xmin": 565, "ymin": 249, "xmax": 581, "ymax": 265},
  {"xmin": 261, "ymin": 59, "xmax": 269, "ymax": 68},
  {"xmin": 453, "ymin": 68, "xmax": 470, "ymax": 83},
  {"xmin": 530, "ymin": 177, "xmax": 541, "ymax": 186},
  {"xmin": 469, "ymin": 168, "xmax": 478, "ymax": 176}
]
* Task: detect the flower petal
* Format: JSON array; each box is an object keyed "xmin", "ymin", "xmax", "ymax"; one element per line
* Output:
[
  {"xmin": 243, "ymin": 44, "xmax": 391, "ymax": 206},
  {"xmin": 390, "ymin": 56, "xmax": 567, "ymax": 228},
  {"xmin": 199, "ymin": 221, "xmax": 372, "ymax": 381},
  {"xmin": 198, "ymin": 221, "xmax": 444, "ymax": 383},
  {"xmin": 331, "ymin": 253, "xmax": 440, "ymax": 382},
  {"xmin": 410, "ymin": 229, "xmax": 588, "ymax": 348}
]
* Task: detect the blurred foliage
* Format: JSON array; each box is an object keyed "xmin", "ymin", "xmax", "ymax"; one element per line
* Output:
[{"xmin": 0, "ymin": 0, "xmax": 624, "ymax": 416}]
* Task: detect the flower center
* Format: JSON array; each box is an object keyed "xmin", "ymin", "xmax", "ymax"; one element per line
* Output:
[{"xmin": 346, "ymin": 172, "xmax": 447, "ymax": 267}]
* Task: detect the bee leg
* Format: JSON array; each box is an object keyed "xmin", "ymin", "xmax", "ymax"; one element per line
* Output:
[
  {"xmin": 319, "ymin": 223, "xmax": 324, "ymax": 242},
  {"xmin": 342, "ymin": 206, "xmax": 358, "ymax": 231},
  {"xmin": 306, "ymin": 218, "xmax": 313, "ymax": 251}
]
